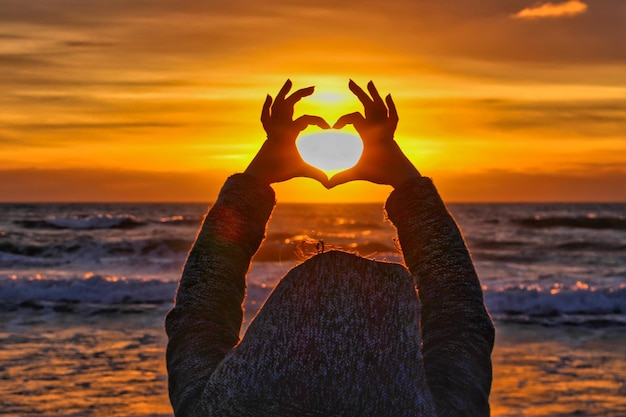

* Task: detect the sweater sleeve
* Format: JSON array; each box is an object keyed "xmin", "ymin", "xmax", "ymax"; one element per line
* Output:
[
  {"xmin": 165, "ymin": 173, "xmax": 275, "ymax": 417},
  {"xmin": 385, "ymin": 176, "xmax": 495, "ymax": 417}
]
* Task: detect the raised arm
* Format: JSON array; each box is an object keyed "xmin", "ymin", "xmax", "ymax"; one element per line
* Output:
[
  {"xmin": 165, "ymin": 174, "xmax": 275, "ymax": 416},
  {"xmin": 165, "ymin": 80, "xmax": 329, "ymax": 416},
  {"xmin": 332, "ymin": 80, "xmax": 495, "ymax": 416},
  {"xmin": 386, "ymin": 177, "xmax": 495, "ymax": 417}
]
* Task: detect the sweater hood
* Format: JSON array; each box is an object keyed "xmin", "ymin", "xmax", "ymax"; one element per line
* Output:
[{"xmin": 202, "ymin": 250, "xmax": 435, "ymax": 416}]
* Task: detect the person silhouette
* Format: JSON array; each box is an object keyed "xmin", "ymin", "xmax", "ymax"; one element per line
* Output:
[{"xmin": 165, "ymin": 80, "xmax": 495, "ymax": 416}]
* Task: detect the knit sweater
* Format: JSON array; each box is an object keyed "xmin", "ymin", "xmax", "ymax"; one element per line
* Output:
[{"xmin": 165, "ymin": 174, "xmax": 495, "ymax": 416}]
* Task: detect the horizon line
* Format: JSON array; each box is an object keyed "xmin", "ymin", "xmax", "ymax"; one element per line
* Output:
[{"xmin": 2, "ymin": 200, "xmax": 626, "ymax": 205}]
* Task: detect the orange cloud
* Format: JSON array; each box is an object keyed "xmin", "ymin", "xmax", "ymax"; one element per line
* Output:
[
  {"xmin": 1, "ymin": 0, "xmax": 623, "ymax": 203},
  {"xmin": 514, "ymin": 0, "xmax": 588, "ymax": 19}
]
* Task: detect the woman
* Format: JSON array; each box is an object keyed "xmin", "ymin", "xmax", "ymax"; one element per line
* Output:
[{"xmin": 165, "ymin": 80, "xmax": 495, "ymax": 416}]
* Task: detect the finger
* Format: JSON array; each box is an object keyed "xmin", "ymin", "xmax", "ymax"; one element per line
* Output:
[
  {"xmin": 348, "ymin": 79, "xmax": 374, "ymax": 108},
  {"xmin": 299, "ymin": 164, "xmax": 329, "ymax": 186},
  {"xmin": 327, "ymin": 167, "xmax": 361, "ymax": 188},
  {"xmin": 272, "ymin": 80, "xmax": 292, "ymax": 115},
  {"xmin": 294, "ymin": 115, "xmax": 331, "ymax": 132},
  {"xmin": 333, "ymin": 112, "xmax": 365, "ymax": 130},
  {"xmin": 260, "ymin": 95, "xmax": 272, "ymax": 129},
  {"xmin": 285, "ymin": 86, "xmax": 315, "ymax": 106},
  {"xmin": 367, "ymin": 81, "xmax": 385, "ymax": 107},
  {"xmin": 386, "ymin": 94, "xmax": 399, "ymax": 126},
  {"xmin": 275, "ymin": 79, "xmax": 292, "ymax": 103}
]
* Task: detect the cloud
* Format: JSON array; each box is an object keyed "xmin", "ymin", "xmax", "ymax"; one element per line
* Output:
[
  {"xmin": 64, "ymin": 40, "xmax": 116, "ymax": 48},
  {"xmin": 483, "ymin": 99, "xmax": 626, "ymax": 137},
  {"xmin": 514, "ymin": 0, "xmax": 588, "ymax": 19},
  {"xmin": 11, "ymin": 121, "xmax": 184, "ymax": 131},
  {"xmin": 0, "ymin": 168, "xmax": 230, "ymax": 202},
  {"xmin": 3, "ymin": 166, "xmax": 625, "ymax": 203},
  {"xmin": 401, "ymin": 97, "xmax": 626, "ymax": 140},
  {"xmin": 0, "ymin": 53, "xmax": 52, "ymax": 68},
  {"xmin": 0, "ymin": 32, "xmax": 28, "ymax": 40},
  {"xmin": 0, "ymin": 0, "xmax": 623, "ymax": 203},
  {"xmin": 437, "ymin": 167, "xmax": 626, "ymax": 202}
]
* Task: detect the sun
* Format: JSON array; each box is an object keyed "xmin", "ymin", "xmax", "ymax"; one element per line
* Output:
[
  {"xmin": 291, "ymin": 81, "xmax": 366, "ymax": 176},
  {"xmin": 296, "ymin": 130, "xmax": 364, "ymax": 176}
]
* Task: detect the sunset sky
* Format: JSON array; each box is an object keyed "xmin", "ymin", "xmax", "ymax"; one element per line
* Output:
[{"xmin": 1, "ymin": 0, "xmax": 624, "ymax": 202}]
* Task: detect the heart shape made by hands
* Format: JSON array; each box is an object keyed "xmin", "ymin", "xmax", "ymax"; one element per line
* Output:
[{"xmin": 296, "ymin": 130, "xmax": 363, "ymax": 176}]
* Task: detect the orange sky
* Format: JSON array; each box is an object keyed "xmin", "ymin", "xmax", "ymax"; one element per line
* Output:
[{"xmin": 0, "ymin": 0, "xmax": 625, "ymax": 202}]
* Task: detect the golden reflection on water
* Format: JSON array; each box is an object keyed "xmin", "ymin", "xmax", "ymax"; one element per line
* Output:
[
  {"xmin": 490, "ymin": 324, "xmax": 626, "ymax": 416},
  {"xmin": 2, "ymin": 309, "xmax": 626, "ymax": 416},
  {"xmin": 1, "ymin": 307, "xmax": 172, "ymax": 416}
]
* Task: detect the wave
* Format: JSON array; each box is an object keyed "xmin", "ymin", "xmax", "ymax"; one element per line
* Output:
[
  {"xmin": 515, "ymin": 216, "xmax": 626, "ymax": 230},
  {"xmin": 469, "ymin": 241, "xmax": 626, "ymax": 263},
  {"xmin": 556, "ymin": 241, "xmax": 626, "ymax": 252},
  {"xmin": 330, "ymin": 219, "xmax": 385, "ymax": 230},
  {"xmin": 468, "ymin": 239, "xmax": 527, "ymax": 250},
  {"xmin": 12, "ymin": 213, "xmax": 204, "ymax": 232},
  {"xmin": 158, "ymin": 215, "xmax": 203, "ymax": 227},
  {"xmin": 0, "ymin": 237, "xmax": 193, "ymax": 267},
  {"xmin": 0, "ymin": 235, "xmax": 396, "ymax": 268},
  {"xmin": 0, "ymin": 274, "xmax": 177, "ymax": 309},
  {"xmin": 15, "ymin": 214, "xmax": 146, "ymax": 230},
  {"xmin": 485, "ymin": 285, "xmax": 626, "ymax": 326},
  {"xmin": 3, "ymin": 273, "xmax": 625, "ymax": 327}
]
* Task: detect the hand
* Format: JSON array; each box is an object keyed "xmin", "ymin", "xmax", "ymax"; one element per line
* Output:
[
  {"xmin": 244, "ymin": 80, "xmax": 331, "ymax": 186},
  {"xmin": 328, "ymin": 80, "xmax": 420, "ymax": 189}
]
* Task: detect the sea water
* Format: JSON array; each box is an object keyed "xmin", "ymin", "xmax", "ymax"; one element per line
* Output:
[
  {"xmin": 2, "ymin": 202, "xmax": 625, "ymax": 325},
  {"xmin": 1, "ymin": 202, "xmax": 625, "ymax": 415}
]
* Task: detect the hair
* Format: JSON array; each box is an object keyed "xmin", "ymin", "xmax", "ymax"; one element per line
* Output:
[{"xmin": 292, "ymin": 238, "xmax": 360, "ymax": 262}]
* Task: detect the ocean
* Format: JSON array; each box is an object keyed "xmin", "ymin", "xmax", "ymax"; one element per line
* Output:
[{"xmin": 1, "ymin": 202, "xmax": 625, "ymax": 416}]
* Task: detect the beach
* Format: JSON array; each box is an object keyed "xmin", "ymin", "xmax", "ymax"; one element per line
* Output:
[
  {"xmin": 1, "ymin": 202, "xmax": 625, "ymax": 416},
  {"xmin": 3, "ymin": 308, "xmax": 625, "ymax": 416},
  {"xmin": 492, "ymin": 324, "xmax": 626, "ymax": 416}
]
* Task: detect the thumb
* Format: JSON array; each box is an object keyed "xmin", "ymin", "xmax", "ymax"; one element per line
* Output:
[
  {"xmin": 333, "ymin": 112, "xmax": 365, "ymax": 130},
  {"xmin": 294, "ymin": 115, "xmax": 330, "ymax": 132},
  {"xmin": 327, "ymin": 167, "xmax": 361, "ymax": 188},
  {"xmin": 299, "ymin": 163, "xmax": 330, "ymax": 187}
]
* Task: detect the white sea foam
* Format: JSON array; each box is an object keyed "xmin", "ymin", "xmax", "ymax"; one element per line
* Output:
[
  {"xmin": 2, "ymin": 201, "xmax": 625, "ymax": 326},
  {"xmin": 0, "ymin": 273, "xmax": 177, "ymax": 306},
  {"xmin": 2, "ymin": 270, "xmax": 625, "ymax": 326},
  {"xmin": 485, "ymin": 284, "xmax": 626, "ymax": 319},
  {"xmin": 35, "ymin": 214, "xmax": 145, "ymax": 230}
]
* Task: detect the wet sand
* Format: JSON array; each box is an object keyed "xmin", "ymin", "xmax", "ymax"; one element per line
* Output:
[
  {"xmin": 0, "ymin": 306, "xmax": 172, "ymax": 416},
  {"xmin": 491, "ymin": 323, "xmax": 626, "ymax": 416},
  {"xmin": 1, "ymin": 308, "xmax": 625, "ymax": 416}
]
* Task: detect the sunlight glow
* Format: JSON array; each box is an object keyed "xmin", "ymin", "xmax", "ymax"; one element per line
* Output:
[
  {"xmin": 296, "ymin": 130, "xmax": 364, "ymax": 176},
  {"xmin": 309, "ymin": 91, "xmax": 350, "ymax": 104},
  {"xmin": 1, "ymin": 1, "xmax": 624, "ymax": 203}
]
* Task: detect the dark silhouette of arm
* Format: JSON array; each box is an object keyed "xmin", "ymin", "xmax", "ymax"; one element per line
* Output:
[
  {"xmin": 165, "ymin": 174, "xmax": 275, "ymax": 416},
  {"xmin": 333, "ymin": 79, "xmax": 494, "ymax": 414},
  {"xmin": 386, "ymin": 177, "xmax": 495, "ymax": 417},
  {"xmin": 165, "ymin": 80, "xmax": 328, "ymax": 416}
]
